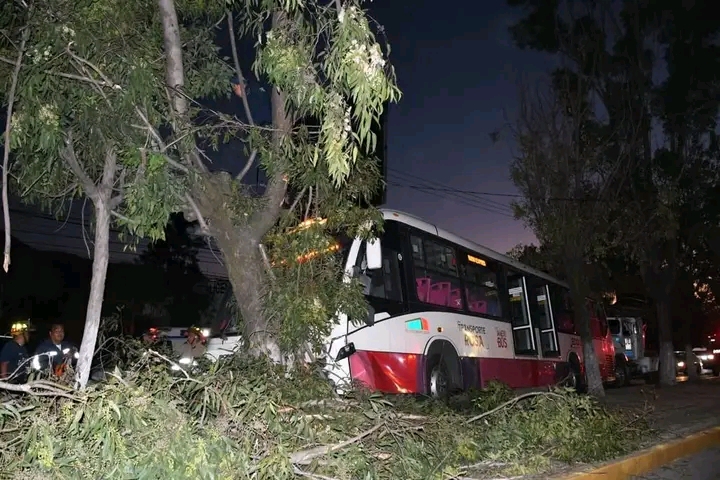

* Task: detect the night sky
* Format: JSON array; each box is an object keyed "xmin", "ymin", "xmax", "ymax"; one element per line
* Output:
[
  {"xmin": 5, "ymin": 0, "xmax": 558, "ymax": 277},
  {"xmin": 371, "ymin": 0, "xmax": 554, "ymax": 253}
]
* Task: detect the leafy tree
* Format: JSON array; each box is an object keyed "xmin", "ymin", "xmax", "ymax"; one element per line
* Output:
[
  {"xmin": 509, "ymin": 73, "xmax": 632, "ymax": 397},
  {"xmin": 506, "ymin": 0, "xmax": 720, "ymax": 388},
  {"xmin": 507, "ymin": 243, "xmax": 562, "ymax": 278},
  {"xmin": 1, "ymin": 0, "xmax": 398, "ymax": 387},
  {"xmin": 0, "ymin": 0, "xmax": 228, "ymax": 388}
]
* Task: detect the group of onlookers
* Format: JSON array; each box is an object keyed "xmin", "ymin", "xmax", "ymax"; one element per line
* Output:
[{"xmin": 0, "ymin": 321, "xmax": 78, "ymax": 384}]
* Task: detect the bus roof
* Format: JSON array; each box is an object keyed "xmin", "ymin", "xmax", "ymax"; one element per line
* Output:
[{"xmin": 380, "ymin": 208, "xmax": 569, "ymax": 289}]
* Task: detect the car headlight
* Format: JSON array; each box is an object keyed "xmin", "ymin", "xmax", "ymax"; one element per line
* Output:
[
  {"xmin": 201, "ymin": 328, "xmax": 211, "ymax": 338},
  {"xmin": 677, "ymin": 361, "xmax": 685, "ymax": 368}
]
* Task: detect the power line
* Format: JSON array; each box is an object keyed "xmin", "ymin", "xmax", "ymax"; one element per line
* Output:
[
  {"xmin": 387, "ymin": 170, "xmax": 515, "ymax": 218},
  {"xmin": 7, "ymin": 207, "xmax": 224, "ymax": 265},
  {"xmin": 387, "ymin": 167, "xmax": 606, "ymax": 203},
  {"xmin": 388, "ymin": 167, "xmax": 523, "ymax": 199},
  {"xmin": 9, "ymin": 234, "xmax": 224, "ymax": 270}
]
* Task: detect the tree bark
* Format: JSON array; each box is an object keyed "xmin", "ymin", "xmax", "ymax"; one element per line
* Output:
[
  {"xmin": 656, "ymin": 298, "xmax": 676, "ymax": 387},
  {"xmin": 213, "ymin": 225, "xmax": 277, "ymax": 356},
  {"xmin": 573, "ymin": 292, "xmax": 605, "ymax": 397},
  {"xmin": 567, "ymin": 258, "xmax": 605, "ymax": 397},
  {"xmin": 75, "ymin": 201, "xmax": 110, "ymax": 389},
  {"xmin": 61, "ymin": 141, "xmax": 116, "ymax": 390}
]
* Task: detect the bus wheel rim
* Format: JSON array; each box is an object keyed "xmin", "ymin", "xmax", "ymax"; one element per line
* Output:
[
  {"xmin": 615, "ymin": 364, "xmax": 626, "ymax": 384},
  {"xmin": 430, "ymin": 365, "xmax": 447, "ymax": 397}
]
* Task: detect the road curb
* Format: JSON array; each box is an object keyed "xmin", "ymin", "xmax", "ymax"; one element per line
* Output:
[{"xmin": 555, "ymin": 424, "xmax": 720, "ymax": 479}]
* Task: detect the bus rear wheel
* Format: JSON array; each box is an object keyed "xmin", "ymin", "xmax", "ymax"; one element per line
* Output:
[
  {"xmin": 567, "ymin": 358, "xmax": 586, "ymax": 394},
  {"xmin": 614, "ymin": 358, "xmax": 630, "ymax": 387}
]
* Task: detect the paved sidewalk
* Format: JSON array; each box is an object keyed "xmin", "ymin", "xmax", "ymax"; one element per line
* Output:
[
  {"xmin": 600, "ymin": 377, "xmax": 720, "ymax": 443},
  {"xmin": 542, "ymin": 377, "xmax": 720, "ymax": 479}
]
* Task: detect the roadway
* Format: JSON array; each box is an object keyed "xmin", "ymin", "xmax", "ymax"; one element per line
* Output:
[
  {"xmin": 618, "ymin": 375, "xmax": 720, "ymax": 480},
  {"xmin": 633, "ymin": 446, "xmax": 720, "ymax": 479}
]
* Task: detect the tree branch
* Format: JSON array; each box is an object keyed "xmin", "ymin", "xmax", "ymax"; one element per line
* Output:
[
  {"xmin": 100, "ymin": 148, "xmax": 117, "ymax": 197},
  {"xmin": 236, "ymin": 149, "xmax": 258, "ymax": 182},
  {"xmin": 250, "ymin": 87, "xmax": 290, "ymax": 238},
  {"xmin": 60, "ymin": 132, "xmax": 98, "ymax": 198},
  {"xmin": 227, "ymin": 11, "xmax": 255, "ymax": 126},
  {"xmin": 65, "ymin": 45, "xmax": 120, "ymax": 90},
  {"xmin": 288, "ymin": 422, "xmax": 383, "ymax": 465},
  {"xmin": 2, "ymin": 29, "xmax": 28, "ymax": 273},
  {"xmin": 158, "ymin": 0, "xmax": 206, "ymax": 173},
  {"xmin": 0, "ymin": 379, "xmax": 80, "ymax": 400},
  {"xmin": 185, "ymin": 193, "xmax": 210, "ymax": 234},
  {"xmin": 250, "ymin": 12, "xmax": 292, "ymax": 239},
  {"xmin": 227, "ymin": 11, "xmax": 260, "ymax": 182},
  {"xmin": 134, "ymin": 106, "xmax": 189, "ymax": 173}
]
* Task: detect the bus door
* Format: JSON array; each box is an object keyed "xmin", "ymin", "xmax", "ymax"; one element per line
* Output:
[
  {"xmin": 527, "ymin": 281, "xmax": 560, "ymax": 358},
  {"xmin": 507, "ymin": 273, "xmax": 536, "ymax": 356}
]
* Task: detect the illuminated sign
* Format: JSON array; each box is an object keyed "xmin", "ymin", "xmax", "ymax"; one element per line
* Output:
[{"xmin": 467, "ymin": 255, "xmax": 487, "ymax": 267}]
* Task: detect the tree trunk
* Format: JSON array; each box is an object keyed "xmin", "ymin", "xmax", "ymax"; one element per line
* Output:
[
  {"xmin": 75, "ymin": 202, "xmax": 111, "ymax": 389},
  {"xmin": 656, "ymin": 298, "xmax": 676, "ymax": 387},
  {"xmin": 566, "ymin": 259, "xmax": 605, "ymax": 397},
  {"xmin": 574, "ymin": 297, "xmax": 605, "ymax": 398},
  {"xmin": 685, "ymin": 343, "xmax": 698, "ymax": 382},
  {"xmin": 212, "ymin": 224, "xmax": 281, "ymax": 359},
  {"xmin": 583, "ymin": 339, "xmax": 604, "ymax": 396}
]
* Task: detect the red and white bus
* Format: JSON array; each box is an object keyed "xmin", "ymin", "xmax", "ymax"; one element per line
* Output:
[{"xmin": 325, "ymin": 209, "xmax": 615, "ymax": 396}]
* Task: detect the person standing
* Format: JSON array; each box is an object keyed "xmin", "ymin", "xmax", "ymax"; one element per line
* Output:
[
  {"xmin": 32, "ymin": 323, "xmax": 78, "ymax": 376},
  {"xmin": 176, "ymin": 326, "xmax": 207, "ymax": 361},
  {"xmin": 0, "ymin": 321, "xmax": 31, "ymax": 383}
]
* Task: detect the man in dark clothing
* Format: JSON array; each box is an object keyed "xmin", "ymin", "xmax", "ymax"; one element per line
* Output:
[
  {"xmin": 0, "ymin": 321, "xmax": 30, "ymax": 383},
  {"xmin": 32, "ymin": 323, "xmax": 77, "ymax": 376}
]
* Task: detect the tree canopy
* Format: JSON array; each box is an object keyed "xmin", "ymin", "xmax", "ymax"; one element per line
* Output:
[{"xmin": 1, "ymin": 0, "xmax": 399, "ymax": 386}]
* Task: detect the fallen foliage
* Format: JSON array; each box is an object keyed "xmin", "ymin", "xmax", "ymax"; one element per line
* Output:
[{"xmin": 1, "ymin": 348, "xmax": 649, "ymax": 480}]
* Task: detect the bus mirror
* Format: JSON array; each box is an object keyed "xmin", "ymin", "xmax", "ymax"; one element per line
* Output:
[{"xmin": 365, "ymin": 238, "xmax": 382, "ymax": 270}]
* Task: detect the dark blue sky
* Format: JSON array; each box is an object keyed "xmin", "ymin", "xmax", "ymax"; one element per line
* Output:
[
  {"xmin": 218, "ymin": 0, "xmax": 557, "ymax": 253},
  {"xmin": 368, "ymin": 0, "xmax": 555, "ymax": 253}
]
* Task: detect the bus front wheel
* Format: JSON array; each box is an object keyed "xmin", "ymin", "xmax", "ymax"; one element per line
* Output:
[{"xmin": 427, "ymin": 359, "xmax": 451, "ymax": 398}]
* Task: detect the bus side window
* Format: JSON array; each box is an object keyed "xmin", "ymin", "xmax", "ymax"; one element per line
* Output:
[
  {"xmin": 356, "ymin": 244, "xmax": 403, "ymax": 302},
  {"xmin": 410, "ymin": 235, "xmax": 464, "ymax": 310},
  {"xmin": 461, "ymin": 253, "xmax": 502, "ymax": 317},
  {"xmin": 550, "ymin": 285, "xmax": 575, "ymax": 334}
]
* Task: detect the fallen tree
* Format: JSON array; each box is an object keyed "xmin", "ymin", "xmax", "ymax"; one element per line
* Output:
[{"xmin": 1, "ymin": 343, "xmax": 648, "ymax": 479}]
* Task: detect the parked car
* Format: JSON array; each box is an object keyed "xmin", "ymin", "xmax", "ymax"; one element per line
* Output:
[
  {"xmin": 675, "ymin": 349, "xmax": 720, "ymax": 376},
  {"xmin": 675, "ymin": 351, "xmax": 699, "ymax": 376},
  {"xmin": 692, "ymin": 347, "xmax": 720, "ymax": 376}
]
